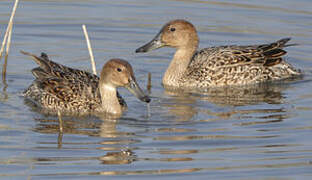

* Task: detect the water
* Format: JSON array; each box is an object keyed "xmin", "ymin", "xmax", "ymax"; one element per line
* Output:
[{"xmin": 1, "ymin": 0, "xmax": 312, "ymax": 179}]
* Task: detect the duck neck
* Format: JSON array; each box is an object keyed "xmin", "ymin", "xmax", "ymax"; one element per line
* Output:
[
  {"xmin": 99, "ymin": 83, "xmax": 122, "ymax": 115},
  {"xmin": 163, "ymin": 46, "xmax": 197, "ymax": 87}
]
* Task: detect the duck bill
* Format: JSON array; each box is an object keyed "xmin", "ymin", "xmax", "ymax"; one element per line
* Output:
[
  {"xmin": 126, "ymin": 78, "xmax": 151, "ymax": 103},
  {"xmin": 135, "ymin": 31, "xmax": 164, "ymax": 53}
]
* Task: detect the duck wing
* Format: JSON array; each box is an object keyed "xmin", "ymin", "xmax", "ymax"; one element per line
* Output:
[
  {"xmin": 21, "ymin": 51, "xmax": 99, "ymax": 84},
  {"xmin": 190, "ymin": 38, "xmax": 295, "ymax": 69},
  {"xmin": 24, "ymin": 76, "xmax": 100, "ymax": 112}
]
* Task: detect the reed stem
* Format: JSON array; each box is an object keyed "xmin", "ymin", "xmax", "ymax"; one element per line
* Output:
[
  {"xmin": 57, "ymin": 110, "xmax": 64, "ymax": 149},
  {"xmin": 57, "ymin": 110, "xmax": 63, "ymax": 133},
  {"xmin": 82, "ymin": 24, "xmax": 97, "ymax": 75},
  {"xmin": 0, "ymin": 0, "xmax": 19, "ymax": 61},
  {"xmin": 147, "ymin": 72, "xmax": 152, "ymax": 93}
]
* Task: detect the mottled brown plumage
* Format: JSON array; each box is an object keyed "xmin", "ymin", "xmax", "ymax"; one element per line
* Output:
[
  {"xmin": 22, "ymin": 51, "xmax": 150, "ymax": 115},
  {"xmin": 136, "ymin": 19, "xmax": 301, "ymax": 88}
]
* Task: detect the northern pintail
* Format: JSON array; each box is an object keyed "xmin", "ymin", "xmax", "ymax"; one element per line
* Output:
[
  {"xmin": 22, "ymin": 51, "xmax": 150, "ymax": 115},
  {"xmin": 136, "ymin": 19, "xmax": 301, "ymax": 88}
]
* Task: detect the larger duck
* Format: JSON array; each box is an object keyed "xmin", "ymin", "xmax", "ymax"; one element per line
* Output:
[
  {"xmin": 22, "ymin": 51, "xmax": 150, "ymax": 115},
  {"xmin": 136, "ymin": 19, "xmax": 301, "ymax": 88}
]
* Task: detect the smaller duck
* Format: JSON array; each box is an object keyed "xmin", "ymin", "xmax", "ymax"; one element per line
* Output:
[
  {"xmin": 22, "ymin": 51, "xmax": 150, "ymax": 115},
  {"xmin": 136, "ymin": 19, "xmax": 301, "ymax": 88}
]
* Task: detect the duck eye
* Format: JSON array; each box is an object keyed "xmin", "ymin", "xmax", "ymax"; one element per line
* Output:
[
  {"xmin": 117, "ymin": 68, "xmax": 122, "ymax": 72},
  {"xmin": 170, "ymin": 27, "xmax": 176, "ymax": 32}
]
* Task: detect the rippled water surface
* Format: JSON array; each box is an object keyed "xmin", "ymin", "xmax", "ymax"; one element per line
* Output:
[{"xmin": 1, "ymin": 0, "xmax": 312, "ymax": 179}]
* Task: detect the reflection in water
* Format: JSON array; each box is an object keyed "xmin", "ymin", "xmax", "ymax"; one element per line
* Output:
[
  {"xmin": 154, "ymin": 134, "xmax": 278, "ymax": 141},
  {"xmin": 99, "ymin": 149, "xmax": 136, "ymax": 165},
  {"xmin": 32, "ymin": 115, "xmax": 138, "ymax": 165},
  {"xmin": 97, "ymin": 167, "xmax": 201, "ymax": 176},
  {"xmin": 33, "ymin": 117, "xmax": 102, "ymax": 137},
  {"xmin": 19, "ymin": 162, "xmax": 310, "ymax": 176},
  {"xmin": 0, "ymin": 85, "xmax": 8, "ymax": 102},
  {"xmin": 200, "ymin": 107, "xmax": 286, "ymax": 123},
  {"xmin": 198, "ymin": 84, "xmax": 285, "ymax": 106},
  {"xmin": 12, "ymin": 102, "xmax": 312, "ymax": 177},
  {"xmin": 165, "ymin": 79, "xmax": 302, "ymax": 106},
  {"xmin": 159, "ymin": 80, "xmax": 299, "ymax": 123},
  {"xmin": 0, "ymin": 73, "xmax": 8, "ymax": 102},
  {"xmin": 162, "ymin": 95, "xmax": 198, "ymax": 122}
]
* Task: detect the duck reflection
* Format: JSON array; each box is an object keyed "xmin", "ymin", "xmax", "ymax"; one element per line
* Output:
[
  {"xmin": 194, "ymin": 83, "xmax": 289, "ymax": 106},
  {"xmin": 99, "ymin": 149, "xmax": 136, "ymax": 165},
  {"xmin": 32, "ymin": 114, "xmax": 138, "ymax": 165},
  {"xmin": 159, "ymin": 79, "xmax": 301, "ymax": 122},
  {"xmin": 159, "ymin": 95, "xmax": 198, "ymax": 122}
]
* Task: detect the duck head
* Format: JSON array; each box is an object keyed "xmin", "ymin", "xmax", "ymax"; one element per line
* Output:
[
  {"xmin": 136, "ymin": 19, "xmax": 199, "ymax": 53},
  {"xmin": 100, "ymin": 59, "xmax": 150, "ymax": 103}
]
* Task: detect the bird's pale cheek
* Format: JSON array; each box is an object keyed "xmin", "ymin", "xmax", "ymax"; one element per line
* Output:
[{"xmin": 121, "ymin": 78, "xmax": 130, "ymax": 86}]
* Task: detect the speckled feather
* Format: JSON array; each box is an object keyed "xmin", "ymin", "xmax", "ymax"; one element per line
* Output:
[
  {"xmin": 180, "ymin": 38, "xmax": 301, "ymax": 87},
  {"xmin": 22, "ymin": 51, "xmax": 126, "ymax": 114}
]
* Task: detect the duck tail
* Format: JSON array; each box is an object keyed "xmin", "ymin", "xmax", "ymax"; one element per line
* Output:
[
  {"xmin": 276, "ymin": 38, "xmax": 299, "ymax": 48},
  {"xmin": 21, "ymin": 50, "xmax": 52, "ymax": 73},
  {"xmin": 31, "ymin": 67, "xmax": 50, "ymax": 79},
  {"xmin": 262, "ymin": 38, "xmax": 298, "ymax": 66}
]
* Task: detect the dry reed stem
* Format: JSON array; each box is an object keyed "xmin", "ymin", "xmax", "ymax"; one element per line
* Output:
[
  {"xmin": 0, "ymin": 24, "xmax": 10, "ymax": 61},
  {"xmin": 0, "ymin": 26, "xmax": 9, "ymax": 60},
  {"xmin": 147, "ymin": 72, "xmax": 152, "ymax": 92},
  {"xmin": 2, "ymin": 29, "xmax": 12, "ymax": 80},
  {"xmin": 57, "ymin": 110, "xmax": 63, "ymax": 133},
  {"xmin": 82, "ymin": 24, "xmax": 97, "ymax": 75},
  {"xmin": 6, "ymin": 25, "xmax": 13, "ymax": 55},
  {"xmin": 2, "ymin": 54, "xmax": 8, "ymax": 81},
  {"xmin": 0, "ymin": 0, "xmax": 19, "ymax": 61},
  {"xmin": 57, "ymin": 110, "xmax": 63, "ymax": 149},
  {"xmin": 57, "ymin": 130, "xmax": 63, "ymax": 149}
]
